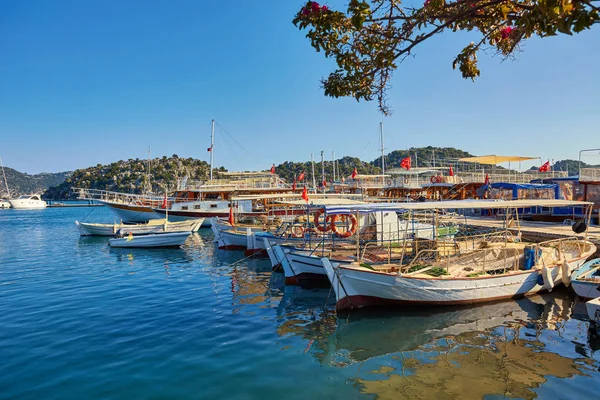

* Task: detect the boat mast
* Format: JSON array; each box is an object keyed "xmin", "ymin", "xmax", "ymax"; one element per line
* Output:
[
  {"xmin": 0, "ymin": 157, "xmax": 9, "ymax": 198},
  {"xmin": 380, "ymin": 122, "xmax": 385, "ymax": 186},
  {"xmin": 146, "ymin": 146, "xmax": 152, "ymax": 194},
  {"xmin": 321, "ymin": 151, "xmax": 325, "ymax": 194},
  {"xmin": 332, "ymin": 151, "xmax": 336, "ymax": 184},
  {"xmin": 210, "ymin": 119, "xmax": 215, "ymax": 180},
  {"xmin": 311, "ymin": 153, "xmax": 317, "ymax": 193}
]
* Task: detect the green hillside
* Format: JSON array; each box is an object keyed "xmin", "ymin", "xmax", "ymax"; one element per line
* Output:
[{"xmin": 0, "ymin": 167, "xmax": 71, "ymax": 198}]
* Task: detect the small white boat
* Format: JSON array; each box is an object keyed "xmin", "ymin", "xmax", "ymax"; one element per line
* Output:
[
  {"xmin": 0, "ymin": 199, "xmax": 10, "ymax": 209},
  {"xmin": 586, "ymin": 297, "xmax": 600, "ymax": 324},
  {"xmin": 76, "ymin": 218, "xmax": 204, "ymax": 236},
  {"xmin": 109, "ymin": 231, "xmax": 192, "ymax": 248},
  {"xmin": 9, "ymin": 194, "xmax": 47, "ymax": 209},
  {"xmin": 571, "ymin": 258, "xmax": 600, "ymax": 299}
]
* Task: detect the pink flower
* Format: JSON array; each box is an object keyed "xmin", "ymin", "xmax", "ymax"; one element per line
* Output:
[
  {"xmin": 301, "ymin": 7, "xmax": 310, "ymax": 16},
  {"xmin": 500, "ymin": 26, "xmax": 514, "ymax": 39},
  {"xmin": 424, "ymin": 0, "xmax": 430, "ymax": 5},
  {"xmin": 321, "ymin": 5, "xmax": 328, "ymax": 12},
  {"xmin": 311, "ymin": 2, "xmax": 321, "ymax": 11}
]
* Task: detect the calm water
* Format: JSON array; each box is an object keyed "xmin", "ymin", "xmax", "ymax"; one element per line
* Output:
[{"xmin": 2, "ymin": 207, "xmax": 600, "ymax": 399}]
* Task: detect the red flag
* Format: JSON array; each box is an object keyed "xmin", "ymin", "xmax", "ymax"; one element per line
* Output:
[
  {"xmin": 322, "ymin": 179, "xmax": 327, "ymax": 187},
  {"xmin": 351, "ymin": 167, "xmax": 358, "ymax": 179},
  {"xmin": 292, "ymin": 180, "xmax": 297, "ymax": 191},
  {"xmin": 449, "ymin": 165, "xmax": 454, "ymax": 176},
  {"xmin": 228, "ymin": 207, "xmax": 235, "ymax": 227},
  {"xmin": 207, "ymin": 147, "xmax": 212, "ymax": 152},
  {"xmin": 297, "ymin": 171, "xmax": 305, "ymax": 181},
  {"xmin": 270, "ymin": 164, "xmax": 275, "ymax": 174},
  {"xmin": 161, "ymin": 194, "xmax": 167, "ymax": 209},
  {"xmin": 539, "ymin": 160, "xmax": 550, "ymax": 173},
  {"xmin": 400, "ymin": 157, "xmax": 411, "ymax": 170},
  {"xmin": 301, "ymin": 186, "xmax": 309, "ymax": 202},
  {"xmin": 484, "ymin": 173, "xmax": 490, "ymax": 185}
]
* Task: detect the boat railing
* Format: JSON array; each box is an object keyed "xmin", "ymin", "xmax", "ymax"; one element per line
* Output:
[
  {"xmin": 580, "ymin": 168, "xmax": 600, "ymax": 182},
  {"xmin": 73, "ymin": 188, "xmax": 164, "ymax": 206},
  {"xmin": 534, "ymin": 237, "xmax": 587, "ymax": 260}
]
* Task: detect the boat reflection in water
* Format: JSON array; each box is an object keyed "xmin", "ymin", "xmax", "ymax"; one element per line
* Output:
[{"xmin": 275, "ymin": 288, "xmax": 600, "ymax": 399}]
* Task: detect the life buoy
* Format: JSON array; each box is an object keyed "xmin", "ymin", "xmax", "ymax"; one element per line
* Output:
[
  {"xmin": 331, "ymin": 214, "xmax": 358, "ymax": 238},
  {"xmin": 430, "ymin": 176, "xmax": 437, "ymax": 184},
  {"xmin": 313, "ymin": 209, "xmax": 333, "ymax": 232},
  {"xmin": 290, "ymin": 224, "xmax": 304, "ymax": 238},
  {"xmin": 403, "ymin": 177, "xmax": 409, "ymax": 184}
]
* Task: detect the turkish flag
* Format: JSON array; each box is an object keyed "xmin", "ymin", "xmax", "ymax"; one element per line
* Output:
[
  {"xmin": 270, "ymin": 164, "xmax": 275, "ymax": 174},
  {"xmin": 484, "ymin": 173, "xmax": 490, "ymax": 185},
  {"xmin": 539, "ymin": 161, "xmax": 550, "ymax": 173},
  {"xmin": 292, "ymin": 180, "xmax": 297, "ymax": 191},
  {"xmin": 207, "ymin": 147, "xmax": 212, "ymax": 152},
  {"xmin": 297, "ymin": 171, "xmax": 305, "ymax": 181},
  {"xmin": 161, "ymin": 195, "xmax": 167, "ymax": 209},
  {"xmin": 351, "ymin": 167, "xmax": 358, "ymax": 179},
  {"xmin": 228, "ymin": 207, "xmax": 235, "ymax": 227},
  {"xmin": 322, "ymin": 179, "xmax": 327, "ymax": 187},
  {"xmin": 400, "ymin": 157, "xmax": 411, "ymax": 170},
  {"xmin": 449, "ymin": 165, "xmax": 454, "ymax": 176},
  {"xmin": 301, "ymin": 186, "xmax": 309, "ymax": 202}
]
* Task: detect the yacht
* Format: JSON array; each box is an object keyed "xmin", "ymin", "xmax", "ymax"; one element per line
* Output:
[
  {"xmin": 0, "ymin": 199, "xmax": 10, "ymax": 208},
  {"xmin": 9, "ymin": 194, "xmax": 47, "ymax": 209}
]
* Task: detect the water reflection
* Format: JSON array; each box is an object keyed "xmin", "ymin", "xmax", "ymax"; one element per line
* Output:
[{"xmin": 275, "ymin": 288, "xmax": 600, "ymax": 399}]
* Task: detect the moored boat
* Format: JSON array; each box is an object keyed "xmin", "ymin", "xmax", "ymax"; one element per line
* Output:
[
  {"xmin": 9, "ymin": 194, "xmax": 47, "ymax": 209},
  {"xmin": 75, "ymin": 218, "xmax": 204, "ymax": 236},
  {"xmin": 108, "ymin": 231, "xmax": 192, "ymax": 248},
  {"xmin": 317, "ymin": 199, "xmax": 597, "ymax": 310},
  {"xmin": 571, "ymin": 258, "xmax": 600, "ymax": 299}
]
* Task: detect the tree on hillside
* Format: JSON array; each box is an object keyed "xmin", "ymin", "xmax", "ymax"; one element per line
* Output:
[{"xmin": 294, "ymin": 0, "xmax": 599, "ymax": 115}]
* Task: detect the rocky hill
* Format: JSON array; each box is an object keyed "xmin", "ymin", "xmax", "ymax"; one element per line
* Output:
[{"xmin": 43, "ymin": 155, "xmax": 217, "ymax": 200}]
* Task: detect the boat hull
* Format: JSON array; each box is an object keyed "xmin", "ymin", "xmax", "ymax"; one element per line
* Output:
[
  {"xmin": 9, "ymin": 199, "xmax": 47, "ymax": 209},
  {"xmin": 102, "ymin": 201, "xmax": 160, "ymax": 224},
  {"xmin": 76, "ymin": 219, "xmax": 204, "ymax": 236},
  {"xmin": 571, "ymin": 258, "xmax": 600, "ymax": 299},
  {"xmin": 108, "ymin": 232, "xmax": 191, "ymax": 248},
  {"xmin": 285, "ymin": 250, "xmax": 352, "ymax": 285},
  {"xmin": 322, "ymin": 256, "xmax": 591, "ymax": 310}
]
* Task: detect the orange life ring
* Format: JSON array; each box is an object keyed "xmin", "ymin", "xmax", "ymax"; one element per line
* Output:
[
  {"xmin": 290, "ymin": 224, "xmax": 304, "ymax": 238},
  {"xmin": 331, "ymin": 214, "xmax": 358, "ymax": 238},
  {"xmin": 313, "ymin": 209, "xmax": 333, "ymax": 232}
]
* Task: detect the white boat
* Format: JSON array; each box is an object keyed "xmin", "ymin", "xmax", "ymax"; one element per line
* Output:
[
  {"xmin": 9, "ymin": 194, "xmax": 47, "ymax": 209},
  {"xmin": 75, "ymin": 218, "xmax": 204, "ymax": 236},
  {"xmin": 317, "ymin": 199, "xmax": 597, "ymax": 310},
  {"xmin": 0, "ymin": 199, "xmax": 10, "ymax": 209},
  {"xmin": 108, "ymin": 231, "xmax": 192, "ymax": 248},
  {"xmin": 586, "ymin": 297, "xmax": 600, "ymax": 325},
  {"xmin": 570, "ymin": 258, "xmax": 600, "ymax": 299}
]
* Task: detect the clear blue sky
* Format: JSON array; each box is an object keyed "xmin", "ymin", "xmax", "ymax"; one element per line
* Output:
[{"xmin": 1, "ymin": 0, "xmax": 599, "ymax": 174}]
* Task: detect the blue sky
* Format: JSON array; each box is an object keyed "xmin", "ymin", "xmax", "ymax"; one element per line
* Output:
[{"xmin": 1, "ymin": 0, "xmax": 599, "ymax": 174}]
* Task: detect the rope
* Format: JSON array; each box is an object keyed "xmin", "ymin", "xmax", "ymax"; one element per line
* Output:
[
  {"xmin": 225, "ymin": 250, "xmax": 261, "ymax": 267},
  {"xmin": 80, "ymin": 205, "xmax": 98, "ymax": 222}
]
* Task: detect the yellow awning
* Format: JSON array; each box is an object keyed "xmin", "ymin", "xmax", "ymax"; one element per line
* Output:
[{"xmin": 458, "ymin": 155, "xmax": 538, "ymax": 165}]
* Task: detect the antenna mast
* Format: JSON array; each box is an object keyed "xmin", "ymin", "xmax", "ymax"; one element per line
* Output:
[{"xmin": 210, "ymin": 119, "xmax": 215, "ymax": 180}]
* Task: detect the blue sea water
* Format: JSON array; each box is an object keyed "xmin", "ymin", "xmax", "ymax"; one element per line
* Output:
[{"xmin": 2, "ymin": 206, "xmax": 600, "ymax": 399}]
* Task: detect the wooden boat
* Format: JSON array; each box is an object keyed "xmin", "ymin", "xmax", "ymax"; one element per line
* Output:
[
  {"xmin": 75, "ymin": 218, "xmax": 203, "ymax": 236},
  {"xmin": 317, "ymin": 199, "xmax": 597, "ymax": 310},
  {"xmin": 570, "ymin": 258, "xmax": 600, "ymax": 299},
  {"xmin": 108, "ymin": 231, "xmax": 191, "ymax": 248}
]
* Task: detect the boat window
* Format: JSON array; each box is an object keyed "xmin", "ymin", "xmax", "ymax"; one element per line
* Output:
[
  {"xmin": 19, "ymin": 195, "xmax": 29, "ymax": 199},
  {"xmin": 194, "ymin": 205, "xmax": 201, "ymax": 209},
  {"xmin": 181, "ymin": 206, "xmax": 188, "ymax": 210},
  {"xmin": 210, "ymin": 204, "xmax": 218, "ymax": 209}
]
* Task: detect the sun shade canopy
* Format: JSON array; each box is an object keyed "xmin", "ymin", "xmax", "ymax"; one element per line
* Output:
[
  {"xmin": 309, "ymin": 199, "xmax": 592, "ymax": 215},
  {"xmin": 458, "ymin": 155, "xmax": 538, "ymax": 165}
]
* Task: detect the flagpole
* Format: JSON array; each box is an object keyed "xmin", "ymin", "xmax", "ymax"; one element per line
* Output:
[
  {"xmin": 321, "ymin": 150, "xmax": 325, "ymax": 194},
  {"xmin": 380, "ymin": 122, "xmax": 385, "ymax": 187},
  {"xmin": 332, "ymin": 151, "xmax": 335, "ymax": 184},
  {"xmin": 210, "ymin": 119, "xmax": 215, "ymax": 180},
  {"xmin": 311, "ymin": 154, "xmax": 317, "ymax": 193}
]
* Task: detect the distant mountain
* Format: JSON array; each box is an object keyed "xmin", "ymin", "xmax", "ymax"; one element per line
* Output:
[
  {"xmin": 273, "ymin": 156, "xmax": 381, "ymax": 184},
  {"xmin": 44, "ymin": 155, "xmax": 218, "ymax": 200},
  {"xmin": 0, "ymin": 166, "xmax": 71, "ymax": 198},
  {"xmin": 373, "ymin": 146, "xmax": 474, "ymax": 169}
]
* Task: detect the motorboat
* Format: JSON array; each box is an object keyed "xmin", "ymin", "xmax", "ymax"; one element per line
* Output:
[
  {"xmin": 9, "ymin": 194, "xmax": 47, "ymax": 209},
  {"xmin": 108, "ymin": 231, "xmax": 192, "ymax": 248},
  {"xmin": 76, "ymin": 218, "xmax": 204, "ymax": 236},
  {"xmin": 0, "ymin": 199, "xmax": 10, "ymax": 209}
]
